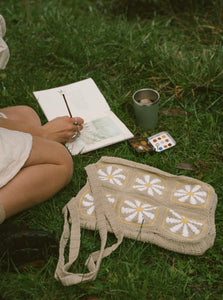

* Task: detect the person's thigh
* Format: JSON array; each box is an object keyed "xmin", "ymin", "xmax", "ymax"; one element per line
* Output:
[
  {"xmin": 0, "ymin": 136, "xmax": 73, "ymax": 218},
  {"xmin": 0, "ymin": 105, "xmax": 41, "ymax": 126},
  {"xmin": 24, "ymin": 136, "xmax": 73, "ymax": 171}
]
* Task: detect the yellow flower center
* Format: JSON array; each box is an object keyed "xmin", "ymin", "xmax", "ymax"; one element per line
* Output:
[
  {"xmin": 107, "ymin": 175, "xmax": 114, "ymax": 179},
  {"xmin": 146, "ymin": 183, "xmax": 152, "ymax": 188},
  {"xmin": 187, "ymin": 192, "xmax": 194, "ymax": 197},
  {"xmin": 136, "ymin": 207, "xmax": 143, "ymax": 212},
  {"xmin": 181, "ymin": 218, "xmax": 188, "ymax": 224}
]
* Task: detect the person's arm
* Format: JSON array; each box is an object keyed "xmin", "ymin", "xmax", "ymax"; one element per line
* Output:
[{"xmin": 0, "ymin": 116, "xmax": 84, "ymax": 143}]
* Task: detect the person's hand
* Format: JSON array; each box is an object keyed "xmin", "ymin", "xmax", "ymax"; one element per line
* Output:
[{"xmin": 40, "ymin": 116, "xmax": 84, "ymax": 143}]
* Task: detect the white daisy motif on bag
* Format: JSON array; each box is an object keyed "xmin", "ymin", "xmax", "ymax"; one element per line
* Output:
[
  {"xmin": 120, "ymin": 198, "xmax": 158, "ymax": 225},
  {"xmin": 132, "ymin": 174, "xmax": 165, "ymax": 197},
  {"xmin": 80, "ymin": 191, "xmax": 117, "ymax": 216},
  {"xmin": 82, "ymin": 193, "xmax": 95, "ymax": 216},
  {"xmin": 97, "ymin": 165, "xmax": 126, "ymax": 186},
  {"xmin": 173, "ymin": 184, "xmax": 208, "ymax": 206},
  {"xmin": 164, "ymin": 209, "xmax": 205, "ymax": 238},
  {"xmin": 106, "ymin": 194, "xmax": 116, "ymax": 205}
]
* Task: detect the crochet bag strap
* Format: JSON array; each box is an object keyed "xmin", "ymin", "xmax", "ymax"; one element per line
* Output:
[
  {"xmin": 85, "ymin": 164, "xmax": 124, "ymax": 261},
  {"xmin": 55, "ymin": 164, "xmax": 123, "ymax": 286}
]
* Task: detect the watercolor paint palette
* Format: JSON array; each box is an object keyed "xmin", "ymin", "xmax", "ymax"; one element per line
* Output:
[
  {"xmin": 148, "ymin": 131, "xmax": 176, "ymax": 152},
  {"xmin": 128, "ymin": 137, "xmax": 155, "ymax": 154}
]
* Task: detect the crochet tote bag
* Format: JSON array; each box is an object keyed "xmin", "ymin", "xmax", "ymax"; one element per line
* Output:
[{"xmin": 55, "ymin": 157, "xmax": 217, "ymax": 286}]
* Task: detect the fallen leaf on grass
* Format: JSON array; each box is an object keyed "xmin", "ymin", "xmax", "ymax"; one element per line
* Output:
[
  {"xmin": 176, "ymin": 163, "xmax": 196, "ymax": 171},
  {"xmin": 162, "ymin": 109, "xmax": 191, "ymax": 116}
]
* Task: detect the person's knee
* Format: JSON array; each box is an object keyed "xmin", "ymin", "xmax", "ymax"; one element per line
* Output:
[
  {"xmin": 61, "ymin": 148, "xmax": 73, "ymax": 185},
  {"xmin": 16, "ymin": 105, "xmax": 41, "ymax": 126},
  {"xmin": 0, "ymin": 105, "xmax": 41, "ymax": 126},
  {"xmin": 25, "ymin": 136, "xmax": 73, "ymax": 186}
]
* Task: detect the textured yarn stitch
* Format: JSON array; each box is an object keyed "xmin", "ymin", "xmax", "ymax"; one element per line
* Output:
[{"xmin": 55, "ymin": 156, "xmax": 217, "ymax": 286}]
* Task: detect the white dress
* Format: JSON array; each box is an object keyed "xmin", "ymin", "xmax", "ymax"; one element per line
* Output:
[{"xmin": 0, "ymin": 113, "xmax": 33, "ymax": 188}]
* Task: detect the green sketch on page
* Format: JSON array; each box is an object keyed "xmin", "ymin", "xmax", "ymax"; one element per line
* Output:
[{"xmin": 81, "ymin": 116, "xmax": 122, "ymax": 144}]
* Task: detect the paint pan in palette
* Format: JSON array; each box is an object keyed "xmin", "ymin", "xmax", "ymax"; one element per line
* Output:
[
  {"xmin": 128, "ymin": 137, "xmax": 155, "ymax": 154},
  {"xmin": 148, "ymin": 131, "xmax": 176, "ymax": 152}
]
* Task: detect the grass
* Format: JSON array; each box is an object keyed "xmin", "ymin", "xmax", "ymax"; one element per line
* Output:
[{"xmin": 0, "ymin": 0, "xmax": 223, "ymax": 299}]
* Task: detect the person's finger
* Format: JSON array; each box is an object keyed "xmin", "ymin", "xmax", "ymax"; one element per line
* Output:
[
  {"xmin": 74, "ymin": 117, "xmax": 78, "ymax": 125},
  {"xmin": 73, "ymin": 124, "xmax": 83, "ymax": 134},
  {"xmin": 67, "ymin": 134, "xmax": 79, "ymax": 143},
  {"xmin": 76, "ymin": 126, "xmax": 80, "ymax": 135},
  {"xmin": 71, "ymin": 117, "xmax": 84, "ymax": 125}
]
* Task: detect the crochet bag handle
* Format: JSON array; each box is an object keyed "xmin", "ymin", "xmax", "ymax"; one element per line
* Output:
[{"xmin": 55, "ymin": 164, "xmax": 123, "ymax": 286}]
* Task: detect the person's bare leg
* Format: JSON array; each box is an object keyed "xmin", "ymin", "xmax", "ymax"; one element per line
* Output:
[
  {"xmin": 0, "ymin": 136, "xmax": 73, "ymax": 219},
  {"xmin": 0, "ymin": 105, "xmax": 41, "ymax": 126}
]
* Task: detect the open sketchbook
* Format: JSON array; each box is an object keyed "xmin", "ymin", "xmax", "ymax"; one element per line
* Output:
[{"xmin": 33, "ymin": 78, "xmax": 133, "ymax": 155}]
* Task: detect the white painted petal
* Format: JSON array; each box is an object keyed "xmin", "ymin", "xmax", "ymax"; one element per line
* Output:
[
  {"xmin": 107, "ymin": 166, "xmax": 113, "ymax": 175},
  {"xmin": 121, "ymin": 207, "xmax": 136, "ymax": 214},
  {"xmin": 194, "ymin": 191, "xmax": 207, "ymax": 198},
  {"xmin": 87, "ymin": 206, "xmax": 95, "ymax": 215},
  {"xmin": 182, "ymin": 224, "xmax": 189, "ymax": 237},
  {"xmin": 187, "ymin": 223, "xmax": 200, "ymax": 235},
  {"xmin": 125, "ymin": 212, "xmax": 137, "ymax": 222},
  {"xmin": 189, "ymin": 196, "xmax": 197, "ymax": 205},
  {"xmin": 153, "ymin": 184, "xmax": 165, "ymax": 190},
  {"xmin": 147, "ymin": 188, "xmax": 154, "ymax": 196},
  {"xmin": 114, "ymin": 174, "xmax": 126, "ymax": 180},
  {"xmin": 170, "ymin": 223, "xmax": 183, "ymax": 233},
  {"xmin": 124, "ymin": 200, "xmax": 137, "ymax": 208},
  {"xmin": 144, "ymin": 206, "xmax": 157, "ymax": 212},
  {"xmin": 150, "ymin": 178, "xmax": 161, "ymax": 184},
  {"xmin": 166, "ymin": 217, "xmax": 181, "ymax": 224},
  {"xmin": 143, "ymin": 211, "xmax": 155, "ymax": 220},
  {"xmin": 187, "ymin": 219, "xmax": 203, "ymax": 226},
  {"xmin": 135, "ymin": 178, "xmax": 146, "ymax": 185},
  {"xmin": 134, "ymin": 199, "xmax": 141, "ymax": 207},
  {"xmin": 170, "ymin": 209, "xmax": 182, "ymax": 220},
  {"xmin": 185, "ymin": 185, "xmax": 192, "ymax": 192},
  {"xmin": 82, "ymin": 200, "xmax": 93, "ymax": 207},
  {"xmin": 112, "ymin": 168, "xmax": 123, "ymax": 175},
  {"xmin": 174, "ymin": 191, "xmax": 187, "ymax": 197},
  {"xmin": 97, "ymin": 169, "xmax": 107, "ymax": 176},
  {"xmin": 141, "ymin": 204, "xmax": 152, "ymax": 209},
  {"xmin": 133, "ymin": 185, "xmax": 147, "ymax": 191},
  {"xmin": 137, "ymin": 212, "xmax": 144, "ymax": 224},
  {"xmin": 144, "ymin": 175, "xmax": 151, "ymax": 183},
  {"xmin": 152, "ymin": 187, "xmax": 163, "ymax": 195},
  {"xmin": 177, "ymin": 195, "xmax": 190, "ymax": 202},
  {"xmin": 114, "ymin": 174, "xmax": 126, "ymax": 179},
  {"xmin": 99, "ymin": 176, "xmax": 109, "ymax": 181},
  {"xmin": 107, "ymin": 196, "xmax": 115, "ymax": 204},
  {"xmin": 194, "ymin": 194, "xmax": 207, "ymax": 204},
  {"xmin": 113, "ymin": 178, "xmax": 123, "ymax": 186},
  {"xmin": 191, "ymin": 185, "xmax": 201, "ymax": 193},
  {"xmin": 85, "ymin": 194, "xmax": 94, "ymax": 201}
]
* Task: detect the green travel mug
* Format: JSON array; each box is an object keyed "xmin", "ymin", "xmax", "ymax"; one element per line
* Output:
[{"xmin": 133, "ymin": 88, "xmax": 160, "ymax": 130}]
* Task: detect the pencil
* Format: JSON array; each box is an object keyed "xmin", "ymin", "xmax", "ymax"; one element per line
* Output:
[{"xmin": 62, "ymin": 93, "xmax": 73, "ymax": 118}]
